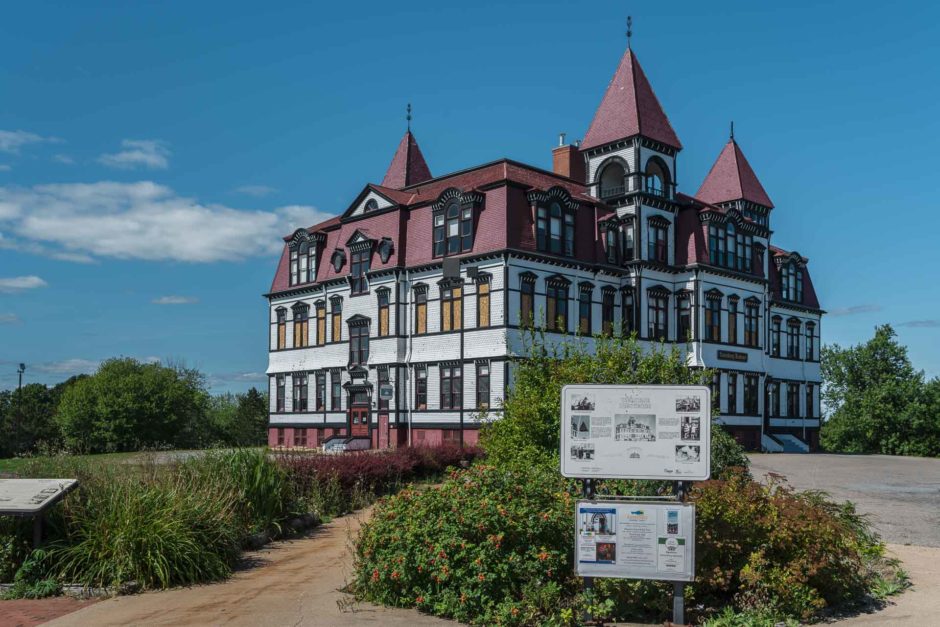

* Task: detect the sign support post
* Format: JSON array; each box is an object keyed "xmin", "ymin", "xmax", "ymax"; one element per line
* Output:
[{"xmin": 581, "ymin": 478, "xmax": 595, "ymax": 624}]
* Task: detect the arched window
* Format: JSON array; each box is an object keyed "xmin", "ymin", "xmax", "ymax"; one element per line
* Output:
[
  {"xmin": 364, "ymin": 198, "xmax": 379, "ymax": 212},
  {"xmin": 645, "ymin": 159, "xmax": 669, "ymax": 197},
  {"xmin": 433, "ymin": 198, "xmax": 473, "ymax": 257},
  {"xmin": 536, "ymin": 201, "xmax": 575, "ymax": 256},
  {"xmin": 780, "ymin": 262, "xmax": 803, "ymax": 303},
  {"xmin": 599, "ymin": 162, "xmax": 626, "ymax": 199}
]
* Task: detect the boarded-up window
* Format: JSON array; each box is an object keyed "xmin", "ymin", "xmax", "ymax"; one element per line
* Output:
[
  {"xmin": 441, "ymin": 285, "xmax": 462, "ymax": 332},
  {"xmin": 477, "ymin": 282, "xmax": 490, "ymax": 327},
  {"xmin": 316, "ymin": 306, "xmax": 326, "ymax": 345},
  {"xmin": 293, "ymin": 306, "xmax": 309, "ymax": 348},
  {"xmin": 415, "ymin": 290, "xmax": 427, "ymax": 334},
  {"xmin": 276, "ymin": 309, "xmax": 287, "ymax": 349},
  {"xmin": 378, "ymin": 290, "xmax": 390, "ymax": 337},
  {"xmin": 331, "ymin": 298, "xmax": 342, "ymax": 342}
]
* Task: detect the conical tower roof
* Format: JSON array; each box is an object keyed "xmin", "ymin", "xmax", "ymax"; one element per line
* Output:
[
  {"xmin": 697, "ymin": 138, "xmax": 774, "ymax": 208},
  {"xmin": 582, "ymin": 49, "xmax": 682, "ymax": 151},
  {"xmin": 381, "ymin": 131, "xmax": 432, "ymax": 189}
]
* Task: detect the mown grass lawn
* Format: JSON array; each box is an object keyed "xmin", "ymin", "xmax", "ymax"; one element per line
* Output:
[{"xmin": 0, "ymin": 449, "xmax": 235, "ymax": 475}]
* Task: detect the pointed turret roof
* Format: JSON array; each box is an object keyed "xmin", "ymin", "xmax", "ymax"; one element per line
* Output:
[
  {"xmin": 381, "ymin": 131, "xmax": 432, "ymax": 189},
  {"xmin": 696, "ymin": 138, "xmax": 774, "ymax": 208},
  {"xmin": 582, "ymin": 49, "xmax": 682, "ymax": 151}
]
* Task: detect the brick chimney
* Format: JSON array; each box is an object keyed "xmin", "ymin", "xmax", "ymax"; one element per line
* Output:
[{"xmin": 552, "ymin": 133, "xmax": 585, "ymax": 183}]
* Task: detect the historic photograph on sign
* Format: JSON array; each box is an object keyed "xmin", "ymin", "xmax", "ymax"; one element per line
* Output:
[
  {"xmin": 571, "ymin": 393, "xmax": 596, "ymax": 411},
  {"xmin": 571, "ymin": 443, "xmax": 595, "ymax": 460},
  {"xmin": 680, "ymin": 416, "xmax": 700, "ymax": 441},
  {"xmin": 675, "ymin": 444, "xmax": 701, "ymax": 463},
  {"xmin": 614, "ymin": 414, "xmax": 656, "ymax": 442},
  {"xmin": 675, "ymin": 395, "xmax": 701, "ymax": 412},
  {"xmin": 571, "ymin": 415, "xmax": 591, "ymax": 440},
  {"xmin": 596, "ymin": 542, "xmax": 616, "ymax": 562}
]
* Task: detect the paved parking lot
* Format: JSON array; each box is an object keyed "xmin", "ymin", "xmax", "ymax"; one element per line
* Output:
[{"xmin": 748, "ymin": 453, "xmax": 940, "ymax": 547}]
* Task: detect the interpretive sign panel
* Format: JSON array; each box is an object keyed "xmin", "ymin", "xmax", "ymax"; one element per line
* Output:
[
  {"xmin": 560, "ymin": 384, "xmax": 711, "ymax": 481},
  {"xmin": 575, "ymin": 500, "xmax": 696, "ymax": 581},
  {"xmin": 0, "ymin": 479, "xmax": 78, "ymax": 516}
]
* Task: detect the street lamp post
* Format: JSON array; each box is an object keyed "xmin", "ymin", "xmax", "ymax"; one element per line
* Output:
[{"xmin": 17, "ymin": 363, "xmax": 26, "ymax": 391}]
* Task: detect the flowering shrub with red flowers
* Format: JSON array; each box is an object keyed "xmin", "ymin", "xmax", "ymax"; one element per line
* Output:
[
  {"xmin": 276, "ymin": 445, "xmax": 482, "ymax": 517},
  {"xmin": 354, "ymin": 464, "xmax": 901, "ymax": 625},
  {"xmin": 353, "ymin": 464, "xmax": 577, "ymax": 625}
]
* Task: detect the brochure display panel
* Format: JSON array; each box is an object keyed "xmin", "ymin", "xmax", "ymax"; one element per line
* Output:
[
  {"xmin": 575, "ymin": 500, "xmax": 696, "ymax": 582},
  {"xmin": 561, "ymin": 385, "xmax": 711, "ymax": 481}
]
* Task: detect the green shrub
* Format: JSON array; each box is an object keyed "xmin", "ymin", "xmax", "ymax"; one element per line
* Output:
[
  {"xmin": 354, "ymin": 464, "xmax": 898, "ymax": 625},
  {"xmin": 1, "ymin": 549, "xmax": 62, "ymax": 599},
  {"xmin": 480, "ymin": 331, "xmax": 748, "ymax": 478},
  {"xmin": 354, "ymin": 464, "xmax": 577, "ymax": 625}
]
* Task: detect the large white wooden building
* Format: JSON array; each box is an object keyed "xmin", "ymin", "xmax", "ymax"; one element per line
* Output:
[{"xmin": 265, "ymin": 45, "xmax": 823, "ymax": 453}]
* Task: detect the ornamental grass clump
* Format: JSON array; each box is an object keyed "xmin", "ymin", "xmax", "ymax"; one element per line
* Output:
[{"xmin": 43, "ymin": 469, "xmax": 242, "ymax": 589}]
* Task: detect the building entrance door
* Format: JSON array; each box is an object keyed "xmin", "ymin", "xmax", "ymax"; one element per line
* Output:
[{"xmin": 349, "ymin": 406, "xmax": 370, "ymax": 438}]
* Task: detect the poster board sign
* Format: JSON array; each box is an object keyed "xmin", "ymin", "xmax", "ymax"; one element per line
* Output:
[
  {"xmin": 0, "ymin": 479, "xmax": 78, "ymax": 516},
  {"xmin": 575, "ymin": 500, "xmax": 695, "ymax": 581},
  {"xmin": 561, "ymin": 385, "xmax": 711, "ymax": 481}
]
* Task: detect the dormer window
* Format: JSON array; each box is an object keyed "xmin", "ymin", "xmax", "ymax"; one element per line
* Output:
[
  {"xmin": 647, "ymin": 217, "xmax": 669, "ymax": 263},
  {"xmin": 433, "ymin": 199, "xmax": 473, "ymax": 257},
  {"xmin": 781, "ymin": 261, "xmax": 803, "ymax": 303},
  {"xmin": 708, "ymin": 221, "xmax": 753, "ymax": 273},
  {"xmin": 288, "ymin": 230, "xmax": 319, "ymax": 286},
  {"xmin": 349, "ymin": 246, "xmax": 371, "ymax": 295},
  {"xmin": 537, "ymin": 201, "xmax": 575, "ymax": 256}
]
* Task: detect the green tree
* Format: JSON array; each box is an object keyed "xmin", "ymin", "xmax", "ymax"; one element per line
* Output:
[
  {"xmin": 480, "ymin": 330, "xmax": 748, "ymax": 476},
  {"xmin": 205, "ymin": 388, "xmax": 268, "ymax": 447},
  {"xmin": 0, "ymin": 384, "xmax": 61, "ymax": 457},
  {"xmin": 821, "ymin": 324, "xmax": 939, "ymax": 456},
  {"xmin": 54, "ymin": 358, "xmax": 210, "ymax": 453}
]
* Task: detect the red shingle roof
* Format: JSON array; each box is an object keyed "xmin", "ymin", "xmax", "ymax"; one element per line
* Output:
[
  {"xmin": 381, "ymin": 131, "xmax": 432, "ymax": 189},
  {"xmin": 582, "ymin": 49, "xmax": 682, "ymax": 151},
  {"xmin": 696, "ymin": 139, "xmax": 774, "ymax": 208}
]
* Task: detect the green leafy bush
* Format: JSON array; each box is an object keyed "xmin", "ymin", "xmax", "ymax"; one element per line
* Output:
[
  {"xmin": 354, "ymin": 464, "xmax": 899, "ymax": 625},
  {"xmin": 481, "ymin": 331, "xmax": 748, "ymax": 478},
  {"xmin": 354, "ymin": 464, "xmax": 576, "ymax": 625}
]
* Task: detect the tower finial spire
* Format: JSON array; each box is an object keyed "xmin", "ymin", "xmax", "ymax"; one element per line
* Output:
[
  {"xmin": 730, "ymin": 120, "xmax": 735, "ymax": 140},
  {"xmin": 626, "ymin": 15, "xmax": 633, "ymax": 49},
  {"xmin": 406, "ymin": 103, "xmax": 412, "ymax": 132}
]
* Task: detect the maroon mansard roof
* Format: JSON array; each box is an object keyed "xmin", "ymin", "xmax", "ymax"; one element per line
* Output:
[
  {"xmin": 696, "ymin": 139, "xmax": 774, "ymax": 209},
  {"xmin": 582, "ymin": 49, "xmax": 682, "ymax": 151},
  {"xmin": 381, "ymin": 131, "xmax": 432, "ymax": 189},
  {"xmin": 269, "ymin": 159, "xmax": 602, "ymax": 293}
]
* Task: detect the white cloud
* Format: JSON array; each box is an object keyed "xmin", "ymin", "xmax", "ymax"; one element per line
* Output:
[
  {"xmin": 33, "ymin": 358, "xmax": 100, "ymax": 375},
  {"xmin": 0, "ymin": 275, "xmax": 47, "ymax": 292},
  {"xmin": 153, "ymin": 295, "xmax": 199, "ymax": 305},
  {"xmin": 0, "ymin": 130, "xmax": 61, "ymax": 154},
  {"xmin": 0, "ymin": 165, "xmax": 10, "ymax": 172},
  {"xmin": 0, "ymin": 313, "xmax": 19, "ymax": 324},
  {"xmin": 235, "ymin": 185, "xmax": 278, "ymax": 197},
  {"xmin": 828, "ymin": 304, "xmax": 881, "ymax": 317},
  {"xmin": 98, "ymin": 139, "xmax": 170, "ymax": 170},
  {"xmin": 0, "ymin": 181, "xmax": 329, "ymax": 263},
  {"xmin": 53, "ymin": 154, "xmax": 75, "ymax": 165},
  {"xmin": 898, "ymin": 320, "xmax": 940, "ymax": 328}
]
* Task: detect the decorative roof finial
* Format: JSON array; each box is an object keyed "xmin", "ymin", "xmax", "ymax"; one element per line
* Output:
[
  {"xmin": 730, "ymin": 120, "xmax": 735, "ymax": 140},
  {"xmin": 626, "ymin": 16, "xmax": 633, "ymax": 49},
  {"xmin": 406, "ymin": 103, "xmax": 412, "ymax": 132}
]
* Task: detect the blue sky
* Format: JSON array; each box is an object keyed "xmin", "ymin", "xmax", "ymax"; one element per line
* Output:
[{"xmin": 2, "ymin": 1, "xmax": 939, "ymax": 392}]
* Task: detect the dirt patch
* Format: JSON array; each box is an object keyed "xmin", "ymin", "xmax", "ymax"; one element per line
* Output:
[{"xmin": 0, "ymin": 597, "xmax": 97, "ymax": 627}]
